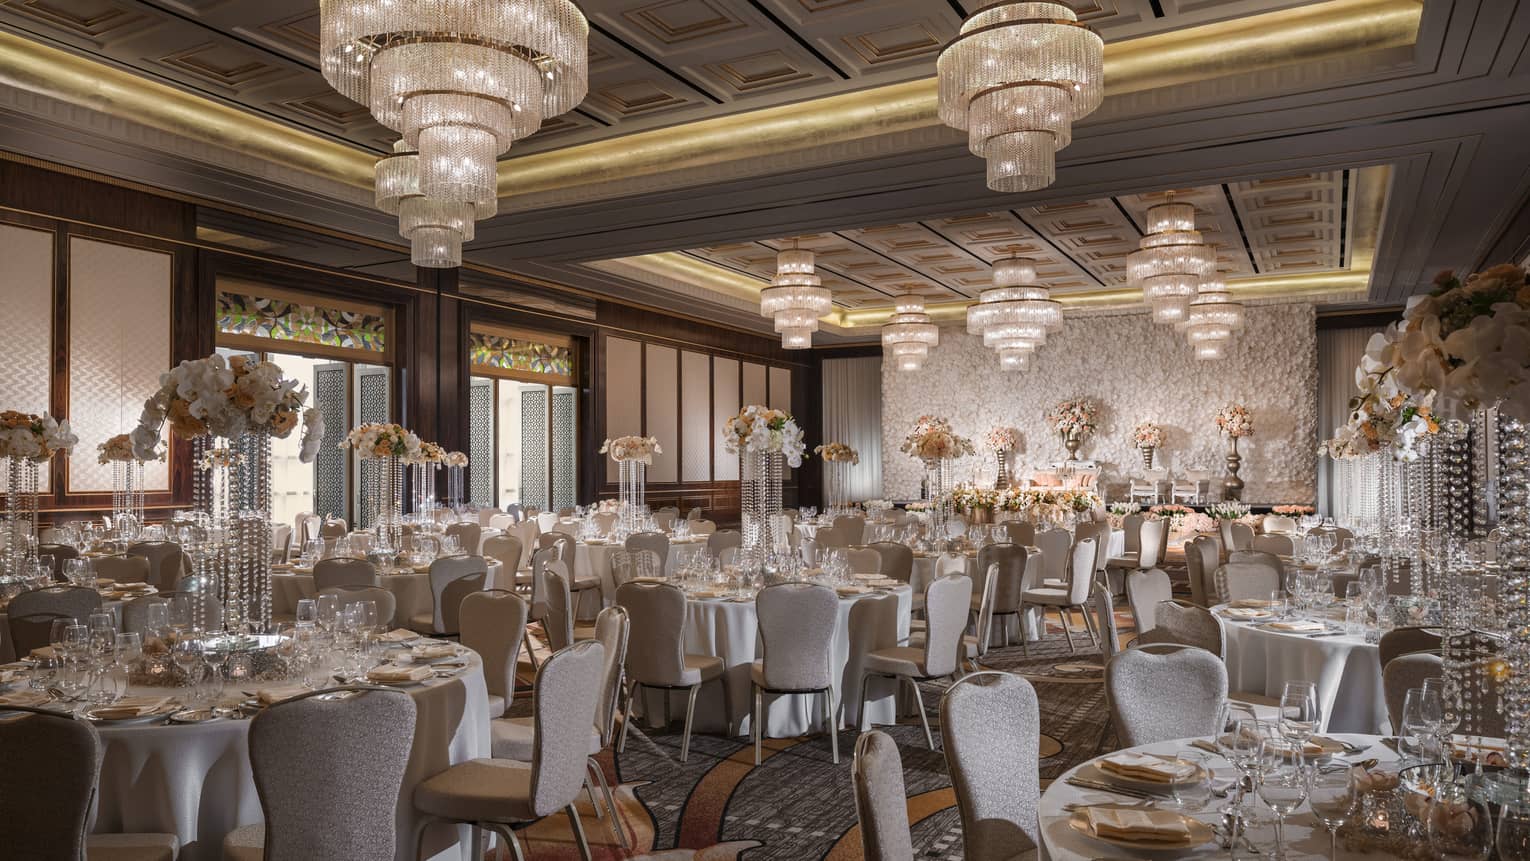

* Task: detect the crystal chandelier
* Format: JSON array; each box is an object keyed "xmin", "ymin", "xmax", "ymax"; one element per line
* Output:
[
  {"xmin": 882, "ymin": 294, "xmax": 939, "ymax": 371},
  {"xmin": 1182, "ymin": 275, "xmax": 1246, "ymax": 360},
  {"xmin": 1128, "ymin": 196, "xmax": 1216, "ymax": 324},
  {"xmin": 937, "ymin": 2, "xmax": 1103, "ymax": 192},
  {"xmin": 760, "ymin": 244, "xmax": 833, "ymax": 349},
  {"xmin": 966, "ymin": 257, "xmax": 1063, "ymax": 369},
  {"xmin": 321, "ymin": 0, "xmax": 588, "ymax": 267}
]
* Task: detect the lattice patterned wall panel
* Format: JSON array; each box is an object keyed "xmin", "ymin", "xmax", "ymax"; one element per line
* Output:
[
  {"xmin": 66, "ymin": 237, "xmax": 171, "ymax": 493},
  {"xmin": 354, "ymin": 369, "xmax": 389, "ymax": 528},
  {"xmin": 0, "ymin": 224, "xmax": 53, "ymax": 491},
  {"xmin": 312, "ymin": 364, "xmax": 347, "ymax": 520},
  {"xmin": 551, "ymin": 390, "xmax": 576, "ymax": 510},
  {"xmin": 469, "ymin": 380, "xmax": 495, "ymax": 507},
  {"xmin": 520, "ymin": 388, "xmax": 549, "ymax": 511}
]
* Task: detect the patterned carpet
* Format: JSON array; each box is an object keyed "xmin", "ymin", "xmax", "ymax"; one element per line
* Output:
[{"xmin": 498, "ymin": 599, "xmax": 1145, "ymax": 861}]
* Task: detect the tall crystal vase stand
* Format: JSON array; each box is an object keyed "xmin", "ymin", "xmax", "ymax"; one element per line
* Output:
[
  {"xmin": 1481, "ymin": 412, "xmax": 1530, "ymax": 807},
  {"xmin": 411, "ymin": 463, "xmax": 438, "ymax": 522},
  {"xmin": 366, "ymin": 456, "xmax": 405, "ymax": 570},
  {"xmin": 188, "ymin": 432, "xmax": 273, "ymax": 634},
  {"xmin": 446, "ymin": 465, "xmax": 465, "ymax": 510},
  {"xmin": 826, "ymin": 461, "xmax": 849, "ymax": 515},
  {"xmin": 1, "ymin": 456, "xmax": 41, "ymax": 576},
  {"xmin": 923, "ymin": 458, "xmax": 951, "ymax": 542},
  {"xmin": 617, "ymin": 459, "xmax": 646, "ymax": 537},
  {"xmin": 1224, "ymin": 437, "xmax": 1245, "ymax": 501},
  {"xmin": 112, "ymin": 460, "xmax": 146, "ymax": 540},
  {"xmin": 741, "ymin": 451, "xmax": 783, "ymax": 556}
]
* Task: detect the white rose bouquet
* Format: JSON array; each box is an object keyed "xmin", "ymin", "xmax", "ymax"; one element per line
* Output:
[
  {"xmin": 97, "ymin": 432, "xmax": 160, "ymax": 464},
  {"xmin": 404, "ymin": 441, "xmax": 446, "ymax": 466},
  {"xmin": 341, "ymin": 422, "xmax": 422, "ymax": 461},
  {"xmin": 444, "ymin": 451, "xmax": 470, "ymax": 468},
  {"xmin": 600, "ymin": 435, "xmax": 662, "ymax": 464},
  {"xmin": 722, "ymin": 406, "xmax": 806, "ymax": 468},
  {"xmin": 0, "ymin": 410, "xmax": 78, "ymax": 462},
  {"xmin": 131, "ymin": 354, "xmax": 323, "ymax": 463},
  {"xmin": 899, "ymin": 415, "xmax": 975, "ymax": 462}
]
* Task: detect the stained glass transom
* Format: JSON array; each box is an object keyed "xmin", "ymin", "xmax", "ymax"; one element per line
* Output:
[
  {"xmin": 218, "ymin": 291, "xmax": 385, "ymax": 354},
  {"xmin": 470, "ymin": 332, "xmax": 572, "ymax": 381}
]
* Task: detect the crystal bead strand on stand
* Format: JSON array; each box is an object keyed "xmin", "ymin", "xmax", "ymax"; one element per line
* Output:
[{"xmin": 1483, "ymin": 413, "xmax": 1530, "ymax": 809}]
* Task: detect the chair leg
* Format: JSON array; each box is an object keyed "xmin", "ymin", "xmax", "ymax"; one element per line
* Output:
[
  {"xmin": 753, "ymin": 683, "xmax": 764, "ymax": 765},
  {"xmin": 566, "ymin": 804, "xmax": 593, "ymax": 861},
  {"xmin": 1060, "ymin": 607, "xmax": 1077, "ymax": 653},
  {"xmin": 583, "ymin": 761, "xmax": 604, "ymax": 819},
  {"xmin": 1019, "ymin": 604, "xmax": 1032, "ymax": 657},
  {"xmin": 1080, "ymin": 605, "xmax": 1100, "ymax": 648},
  {"xmin": 590, "ymin": 756, "xmax": 629, "ymax": 849},
  {"xmin": 856, "ymin": 672, "xmax": 873, "ymax": 733},
  {"xmin": 680, "ymin": 683, "xmax": 700, "ymax": 763},
  {"xmin": 617, "ymin": 682, "xmax": 638, "ymax": 754},
  {"xmin": 524, "ymin": 629, "xmax": 540, "ymax": 672},
  {"xmin": 907, "ymin": 676, "xmax": 935, "ymax": 749},
  {"xmin": 823, "ymin": 687, "xmax": 839, "ymax": 764},
  {"xmin": 1095, "ymin": 716, "xmax": 1113, "ymax": 755},
  {"xmin": 490, "ymin": 824, "xmax": 527, "ymax": 861}
]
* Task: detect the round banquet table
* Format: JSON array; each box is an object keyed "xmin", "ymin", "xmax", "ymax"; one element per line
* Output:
[
  {"xmin": 638, "ymin": 584, "xmax": 913, "ymax": 736},
  {"xmin": 575, "ymin": 537, "xmax": 709, "ymax": 613},
  {"xmin": 1039, "ymin": 733, "xmax": 1396, "ymax": 860},
  {"xmin": 1217, "ymin": 605, "xmax": 1388, "ymax": 734},
  {"xmin": 89, "ymin": 650, "xmax": 491, "ymax": 861},
  {"xmin": 0, "ymin": 593, "xmax": 137, "ymax": 663},
  {"xmin": 270, "ymin": 560, "xmax": 503, "ymax": 624}
]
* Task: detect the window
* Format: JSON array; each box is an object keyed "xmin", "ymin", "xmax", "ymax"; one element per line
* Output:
[
  {"xmin": 214, "ymin": 281, "xmax": 394, "ymax": 529},
  {"xmin": 467, "ymin": 326, "xmax": 578, "ymax": 512}
]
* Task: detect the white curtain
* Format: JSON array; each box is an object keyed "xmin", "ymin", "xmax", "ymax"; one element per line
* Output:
[
  {"xmin": 1316, "ymin": 325, "xmax": 1380, "ymax": 517},
  {"xmin": 821, "ymin": 356, "xmax": 883, "ymax": 501}
]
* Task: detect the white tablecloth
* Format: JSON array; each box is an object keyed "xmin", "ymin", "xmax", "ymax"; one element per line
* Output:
[
  {"xmin": 640, "ymin": 585, "xmax": 913, "ymax": 736},
  {"xmin": 1039, "ymin": 733, "xmax": 1396, "ymax": 860},
  {"xmin": 90, "ymin": 652, "xmax": 491, "ymax": 861},
  {"xmin": 1218, "ymin": 607, "xmax": 1387, "ymax": 734},
  {"xmin": 271, "ymin": 561, "xmax": 503, "ymax": 625}
]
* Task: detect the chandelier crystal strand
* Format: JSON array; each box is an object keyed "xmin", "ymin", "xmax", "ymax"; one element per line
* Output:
[
  {"xmin": 1128, "ymin": 198, "xmax": 1215, "ymax": 325},
  {"xmin": 967, "ymin": 256, "xmax": 1064, "ymax": 370},
  {"xmin": 323, "ymin": 0, "xmax": 588, "ymax": 267},
  {"xmin": 760, "ymin": 245, "xmax": 833, "ymax": 349},
  {"xmin": 881, "ymin": 293, "xmax": 939, "ymax": 371},
  {"xmin": 937, "ymin": 2, "xmax": 1103, "ymax": 192}
]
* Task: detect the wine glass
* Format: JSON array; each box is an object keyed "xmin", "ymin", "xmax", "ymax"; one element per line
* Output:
[
  {"xmin": 166, "ymin": 595, "xmax": 191, "ymax": 635},
  {"xmin": 1426, "ymin": 779, "xmax": 1493, "ymax": 861},
  {"xmin": 1497, "ymin": 801, "xmax": 1530, "ymax": 861},
  {"xmin": 1256, "ymin": 755, "xmax": 1309, "ymax": 860},
  {"xmin": 1421, "ymin": 676, "xmax": 1457, "ymax": 744},
  {"xmin": 1222, "ymin": 716, "xmax": 1266, "ymax": 814},
  {"xmin": 295, "ymin": 598, "xmax": 318, "ymax": 628},
  {"xmin": 172, "ymin": 637, "xmax": 203, "ymax": 688},
  {"xmin": 114, "ymin": 632, "xmax": 143, "ymax": 669},
  {"xmin": 1307, "ymin": 764, "xmax": 1359, "ymax": 860},
  {"xmin": 1167, "ymin": 751, "xmax": 1213, "ymax": 812},
  {"xmin": 316, "ymin": 594, "xmax": 340, "ymax": 635},
  {"xmin": 142, "ymin": 601, "xmax": 170, "ymax": 641},
  {"xmin": 1401, "ymin": 688, "xmax": 1438, "ymax": 761},
  {"xmin": 1279, "ymin": 681, "xmax": 1321, "ymax": 754}
]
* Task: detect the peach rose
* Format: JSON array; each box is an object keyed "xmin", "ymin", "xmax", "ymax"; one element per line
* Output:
[{"xmin": 269, "ymin": 409, "xmax": 298, "ymax": 435}]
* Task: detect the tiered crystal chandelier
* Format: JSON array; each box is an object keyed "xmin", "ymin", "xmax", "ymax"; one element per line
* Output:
[
  {"xmin": 965, "ymin": 257, "xmax": 1063, "ymax": 371},
  {"xmin": 881, "ymin": 293, "xmax": 939, "ymax": 371},
  {"xmin": 1181, "ymin": 275, "xmax": 1246, "ymax": 360},
  {"xmin": 937, "ymin": 2, "xmax": 1103, "ymax": 193},
  {"xmin": 760, "ymin": 244, "xmax": 833, "ymax": 349},
  {"xmin": 320, "ymin": 0, "xmax": 588, "ymax": 268},
  {"xmin": 1127, "ymin": 196, "xmax": 1216, "ymax": 325}
]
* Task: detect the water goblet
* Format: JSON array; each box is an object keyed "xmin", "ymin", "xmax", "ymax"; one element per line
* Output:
[
  {"xmin": 1307, "ymin": 762, "xmax": 1359, "ymax": 860},
  {"xmin": 1497, "ymin": 800, "xmax": 1530, "ymax": 861},
  {"xmin": 166, "ymin": 595, "xmax": 191, "ymax": 635},
  {"xmin": 1167, "ymin": 751, "xmax": 1213, "ymax": 812},
  {"xmin": 1256, "ymin": 755, "xmax": 1309, "ymax": 860},
  {"xmin": 1425, "ymin": 779, "xmax": 1493, "ymax": 861},
  {"xmin": 1278, "ymin": 681, "xmax": 1321, "ymax": 752},
  {"xmin": 316, "ymin": 594, "xmax": 340, "ymax": 634},
  {"xmin": 295, "ymin": 598, "xmax": 318, "ymax": 628}
]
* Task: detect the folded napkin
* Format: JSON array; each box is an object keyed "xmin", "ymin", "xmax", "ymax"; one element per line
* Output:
[
  {"xmin": 853, "ymin": 573, "xmax": 881, "ymax": 581},
  {"xmin": 29, "ymin": 646, "xmax": 58, "ymax": 660},
  {"xmin": 95, "ymin": 578, "xmax": 116, "ymax": 588},
  {"xmin": 1222, "ymin": 607, "xmax": 1271, "ymax": 620},
  {"xmin": 90, "ymin": 696, "xmax": 173, "ymax": 720},
  {"xmin": 1265, "ymin": 620, "xmax": 1327, "ymax": 633},
  {"xmin": 836, "ymin": 585, "xmax": 870, "ymax": 596},
  {"xmin": 631, "ymin": 576, "xmax": 666, "ymax": 584},
  {"xmin": 0, "ymin": 690, "xmax": 53, "ymax": 709},
  {"xmin": 687, "ymin": 590, "xmax": 722, "ymax": 599},
  {"xmin": 115, "ymin": 582, "xmax": 154, "ymax": 592},
  {"xmin": 868, "ymin": 578, "xmax": 902, "ymax": 589},
  {"xmin": 1230, "ymin": 598, "xmax": 1277, "ymax": 609},
  {"xmin": 256, "ymin": 685, "xmax": 312, "ymax": 705},
  {"xmin": 366, "ymin": 664, "xmax": 433, "ymax": 683},
  {"xmin": 411, "ymin": 644, "xmax": 460, "ymax": 660},
  {"xmin": 1098, "ymin": 751, "xmax": 1200, "ymax": 783},
  {"xmin": 0, "ymin": 669, "xmax": 20, "ymax": 685},
  {"xmin": 1083, "ymin": 807, "xmax": 1194, "ymax": 843},
  {"xmin": 378, "ymin": 629, "xmax": 420, "ymax": 643}
]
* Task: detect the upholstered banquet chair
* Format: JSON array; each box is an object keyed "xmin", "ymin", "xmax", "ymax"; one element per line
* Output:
[
  {"xmin": 488, "ymin": 513, "xmax": 516, "ymax": 533},
  {"xmin": 858, "ymin": 573, "xmax": 971, "ymax": 748},
  {"xmin": 845, "ymin": 547, "xmax": 882, "ymax": 577},
  {"xmin": 752, "ymin": 583, "xmax": 841, "ymax": 764},
  {"xmin": 537, "ymin": 530, "xmax": 576, "ymax": 563},
  {"xmin": 1231, "ymin": 549, "xmax": 1286, "ymax": 579},
  {"xmin": 1261, "ymin": 514, "xmax": 1299, "ymax": 535},
  {"xmin": 126, "ymin": 541, "xmax": 185, "ymax": 591},
  {"xmin": 1124, "ymin": 568, "xmax": 1174, "ymax": 635},
  {"xmin": 268, "ymin": 525, "xmax": 292, "ymax": 565},
  {"xmin": 1219, "ymin": 520, "xmax": 1255, "ymax": 556},
  {"xmin": 911, "ymin": 561, "xmax": 998, "ymax": 674},
  {"xmin": 688, "ymin": 518, "xmax": 717, "ymax": 536},
  {"xmin": 939, "ymin": 672, "xmax": 1041, "ymax": 861},
  {"xmin": 624, "ymin": 531, "xmax": 669, "ymax": 571},
  {"xmin": 1378, "ymin": 626, "xmax": 1442, "ymax": 669},
  {"xmin": 542, "ymin": 564, "xmax": 576, "ymax": 652},
  {"xmin": 706, "ymin": 529, "xmax": 742, "ymax": 559},
  {"xmin": 832, "ymin": 515, "xmax": 866, "ymax": 545},
  {"xmin": 1214, "ymin": 560, "xmax": 1281, "ymax": 604},
  {"xmin": 1106, "ymin": 645, "xmax": 1228, "ymax": 746},
  {"xmin": 223, "ymin": 688, "xmax": 415, "ymax": 861},
  {"xmin": 318, "ymin": 584, "xmax": 397, "ymax": 630},
  {"xmin": 867, "ymin": 542, "xmax": 913, "ymax": 585},
  {"xmin": 1184, "ymin": 535, "xmax": 1221, "ymax": 606},
  {"xmin": 616, "ymin": 582, "xmax": 727, "ymax": 762},
  {"xmin": 1002, "ymin": 520, "xmax": 1035, "ymax": 547},
  {"xmin": 461, "ymin": 589, "xmax": 528, "ymax": 718},
  {"xmin": 445, "ymin": 521, "xmax": 482, "ymax": 555},
  {"xmin": 0, "ymin": 705, "xmax": 180, "ymax": 861},
  {"xmin": 813, "ymin": 526, "xmax": 847, "ymax": 552},
  {"xmin": 853, "ymin": 731, "xmax": 914, "ymax": 861},
  {"xmin": 7, "ymin": 586, "xmax": 103, "ymax": 656},
  {"xmin": 652, "ymin": 507, "xmax": 679, "ymax": 531},
  {"xmin": 482, "ymin": 534, "xmax": 524, "ymax": 585},
  {"xmin": 1033, "ymin": 528, "xmax": 1071, "ymax": 587},
  {"xmin": 1105, "ymin": 517, "xmax": 1166, "ymax": 595},
  {"xmin": 1074, "ymin": 520, "xmax": 1112, "ymax": 581},
  {"xmin": 1307, "ymin": 524, "xmax": 1354, "ymax": 547},
  {"xmin": 311, "ymin": 557, "xmax": 378, "ymax": 591},
  {"xmin": 415, "ymin": 641, "xmax": 605, "ymax": 861},
  {"xmin": 94, "ymin": 554, "xmax": 150, "ymax": 584},
  {"xmin": 1019, "ymin": 539, "xmax": 1097, "ymax": 655},
  {"xmin": 1119, "ymin": 514, "xmax": 1145, "ymax": 555},
  {"xmin": 157, "ymin": 590, "xmax": 223, "ymax": 632},
  {"xmin": 1092, "ymin": 583, "xmax": 1121, "ymax": 661},
  {"xmin": 408, "ymin": 555, "xmax": 487, "ymax": 636},
  {"xmin": 318, "ymin": 518, "xmax": 347, "ymax": 540},
  {"xmin": 1136, "ymin": 602, "xmax": 1227, "ymax": 657},
  {"xmin": 534, "ymin": 533, "xmax": 599, "ymax": 608},
  {"xmin": 972, "ymin": 543, "xmax": 1026, "ymax": 642}
]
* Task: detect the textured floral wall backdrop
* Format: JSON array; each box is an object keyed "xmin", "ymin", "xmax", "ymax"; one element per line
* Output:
[{"xmin": 880, "ymin": 303, "xmax": 1319, "ymax": 504}]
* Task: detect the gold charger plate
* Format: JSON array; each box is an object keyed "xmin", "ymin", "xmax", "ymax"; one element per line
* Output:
[{"xmin": 1068, "ymin": 805, "xmax": 1215, "ymax": 851}]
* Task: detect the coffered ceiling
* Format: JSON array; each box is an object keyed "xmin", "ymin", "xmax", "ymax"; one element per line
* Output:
[
  {"xmin": 682, "ymin": 171, "xmax": 1349, "ymax": 309},
  {"xmin": 0, "ymin": 0, "xmax": 1321, "ymax": 155}
]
